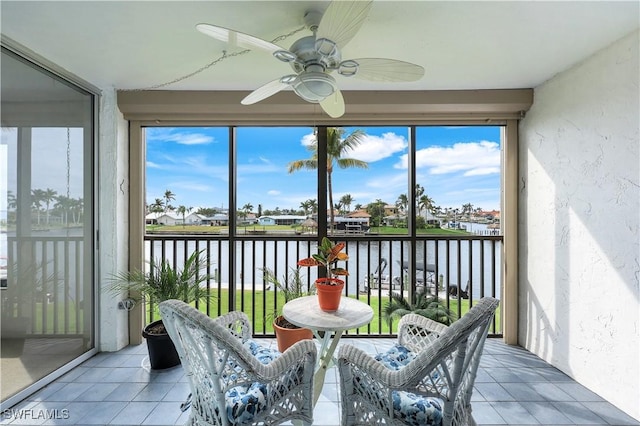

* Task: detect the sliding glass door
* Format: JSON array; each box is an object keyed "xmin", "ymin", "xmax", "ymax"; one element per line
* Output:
[{"xmin": 1, "ymin": 47, "xmax": 96, "ymax": 403}]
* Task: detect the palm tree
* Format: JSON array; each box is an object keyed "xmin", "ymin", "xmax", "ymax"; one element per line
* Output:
[
  {"xmin": 299, "ymin": 200, "xmax": 313, "ymax": 217},
  {"xmin": 163, "ymin": 190, "xmax": 176, "ymax": 213},
  {"xmin": 340, "ymin": 194, "xmax": 354, "ymax": 214},
  {"xmin": 396, "ymin": 193, "xmax": 409, "ymax": 214},
  {"xmin": 462, "ymin": 203, "xmax": 474, "ymax": 221},
  {"xmin": 334, "ymin": 202, "xmax": 343, "ymax": 215},
  {"xmin": 308, "ymin": 199, "xmax": 318, "ymax": 215},
  {"xmin": 414, "ymin": 184, "xmax": 425, "ymax": 212},
  {"xmin": 418, "ymin": 194, "xmax": 434, "ymax": 217},
  {"xmin": 288, "ymin": 128, "xmax": 368, "ymax": 234},
  {"xmin": 41, "ymin": 188, "xmax": 57, "ymax": 224},
  {"xmin": 149, "ymin": 198, "xmax": 164, "ymax": 214},
  {"xmin": 176, "ymin": 205, "xmax": 188, "ymax": 226},
  {"xmin": 31, "ymin": 189, "xmax": 46, "ymax": 225},
  {"xmin": 242, "ymin": 203, "xmax": 253, "ymax": 216},
  {"xmin": 54, "ymin": 195, "xmax": 72, "ymax": 225},
  {"xmin": 73, "ymin": 197, "xmax": 84, "ymax": 224},
  {"xmin": 383, "ymin": 289, "xmax": 457, "ymax": 326}
]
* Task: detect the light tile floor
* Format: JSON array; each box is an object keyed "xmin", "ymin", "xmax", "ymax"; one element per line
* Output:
[{"xmin": 2, "ymin": 338, "xmax": 638, "ymax": 426}]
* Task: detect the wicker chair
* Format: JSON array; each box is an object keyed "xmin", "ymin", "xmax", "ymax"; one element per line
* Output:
[
  {"xmin": 159, "ymin": 300, "xmax": 317, "ymax": 426},
  {"xmin": 338, "ymin": 297, "xmax": 499, "ymax": 426}
]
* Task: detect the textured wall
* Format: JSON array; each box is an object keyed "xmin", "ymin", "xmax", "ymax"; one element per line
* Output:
[
  {"xmin": 98, "ymin": 88, "xmax": 130, "ymax": 352},
  {"xmin": 519, "ymin": 30, "xmax": 639, "ymax": 419}
]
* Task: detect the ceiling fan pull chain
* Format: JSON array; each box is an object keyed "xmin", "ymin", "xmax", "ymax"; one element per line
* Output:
[{"xmin": 128, "ymin": 26, "xmax": 306, "ymax": 91}]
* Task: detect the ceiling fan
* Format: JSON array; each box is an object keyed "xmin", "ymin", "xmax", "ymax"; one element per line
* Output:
[{"xmin": 196, "ymin": 0, "xmax": 424, "ymax": 118}]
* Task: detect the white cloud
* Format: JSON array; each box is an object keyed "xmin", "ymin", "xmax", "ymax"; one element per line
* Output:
[
  {"xmin": 147, "ymin": 129, "xmax": 214, "ymax": 145},
  {"xmin": 301, "ymin": 133, "xmax": 315, "ymax": 147},
  {"xmin": 396, "ymin": 141, "xmax": 500, "ymax": 176},
  {"xmin": 146, "ymin": 161, "xmax": 162, "ymax": 169},
  {"xmin": 464, "ymin": 167, "xmax": 500, "ymax": 176},
  {"xmin": 267, "ymin": 190, "xmax": 281, "ymax": 196},
  {"xmin": 299, "ymin": 131, "xmax": 406, "ymax": 163},
  {"xmin": 345, "ymin": 133, "xmax": 407, "ymax": 163}
]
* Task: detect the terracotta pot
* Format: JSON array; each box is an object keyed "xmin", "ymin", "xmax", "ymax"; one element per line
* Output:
[
  {"xmin": 273, "ymin": 316, "xmax": 313, "ymax": 352},
  {"xmin": 315, "ymin": 278, "xmax": 345, "ymax": 312}
]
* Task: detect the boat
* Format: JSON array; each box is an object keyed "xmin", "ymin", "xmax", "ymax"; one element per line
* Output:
[{"xmin": 361, "ymin": 258, "xmax": 399, "ymax": 292}]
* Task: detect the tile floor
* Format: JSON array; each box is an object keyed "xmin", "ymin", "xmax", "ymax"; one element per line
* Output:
[{"xmin": 2, "ymin": 338, "xmax": 638, "ymax": 426}]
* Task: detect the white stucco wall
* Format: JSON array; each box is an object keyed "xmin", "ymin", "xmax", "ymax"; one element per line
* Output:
[
  {"xmin": 98, "ymin": 88, "xmax": 130, "ymax": 351},
  {"xmin": 519, "ymin": 30, "xmax": 639, "ymax": 419}
]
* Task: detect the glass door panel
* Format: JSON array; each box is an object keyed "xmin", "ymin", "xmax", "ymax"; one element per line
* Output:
[{"xmin": 1, "ymin": 47, "xmax": 95, "ymax": 403}]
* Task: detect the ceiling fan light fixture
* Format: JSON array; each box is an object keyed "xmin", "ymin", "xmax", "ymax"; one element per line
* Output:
[
  {"xmin": 338, "ymin": 60, "xmax": 359, "ymax": 77},
  {"xmin": 292, "ymin": 72, "xmax": 337, "ymax": 103},
  {"xmin": 273, "ymin": 50, "xmax": 297, "ymax": 62}
]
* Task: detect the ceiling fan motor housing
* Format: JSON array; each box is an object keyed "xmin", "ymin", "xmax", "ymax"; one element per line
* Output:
[{"xmin": 287, "ymin": 35, "xmax": 341, "ymax": 74}]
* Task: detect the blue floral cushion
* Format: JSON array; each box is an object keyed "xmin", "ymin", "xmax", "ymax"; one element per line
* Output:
[
  {"xmin": 375, "ymin": 344, "xmax": 416, "ymax": 370},
  {"xmin": 374, "ymin": 345, "xmax": 443, "ymax": 425},
  {"xmin": 222, "ymin": 340, "xmax": 281, "ymax": 424},
  {"xmin": 226, "ymin": 382, "xmax": 268, "ymax": 425},
  {"xmin": 392, "ymin": 391, "xmax": 443, "ymax": 426},
  {"xmin": 243, "ymin": 339, "xmax": 281, "ymax": 364}
]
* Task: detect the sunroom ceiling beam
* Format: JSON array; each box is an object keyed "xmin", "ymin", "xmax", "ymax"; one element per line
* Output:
[{"xmin": 117, "ymin": 89, "xmax": 533, "ymax": 125}]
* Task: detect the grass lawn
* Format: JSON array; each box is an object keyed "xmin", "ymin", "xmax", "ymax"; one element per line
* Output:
[
  {"xmin": 147, "ymin": 290, "xmax": 501, "ymax": 335},
  {"xmin": 25, "ymin": 290, "xmax": 500, "ymax": 335}
]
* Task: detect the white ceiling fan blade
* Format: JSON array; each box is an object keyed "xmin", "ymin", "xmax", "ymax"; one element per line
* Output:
[
  {"xmin": 241, "ymin": 79, "xmax": 290, "ymax": 105},
  {"xmin": 316, "ymin": 1, "xmax": 373, "ymax": 50},
  {"xmin": 320, "ymin": 89, "xmax": 345, "ymax": 118},
  {"xmin": 340, "ymin": 58, "xmax": 425, "ymax": 82},
  {"xmin": 196, "ymin": 23, "xmax": 290, "ymax": 55}
]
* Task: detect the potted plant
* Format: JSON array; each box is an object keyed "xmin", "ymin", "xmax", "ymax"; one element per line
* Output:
[
  {"xmin": 1, "ymin": 258, "xmax": 51, "ymax": 357},
  {"xmin": 383, "ymin": 289, "xmax": 457, "ymax": 327},
  {"xmin": 298, "ymin": 237, "xmax": 348, "ymax": 312},
  {"xmin": 110, "ymin": 249, "xmax": 213, "ymax": 369},
  {"xmin": 262, "ymin": 267, "xmax": 314, "ymax": 352}
]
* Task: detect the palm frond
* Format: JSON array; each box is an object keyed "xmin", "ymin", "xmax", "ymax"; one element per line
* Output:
[
  {"xmin": 109, "ymin": 249, "xmax": 213, "ymax": 305},
  {"xmin": 383, "ymin": 289, "xmax": 457, "ymax": 326}
]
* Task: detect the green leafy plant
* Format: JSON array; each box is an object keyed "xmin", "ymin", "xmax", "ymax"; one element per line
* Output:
[
  {"xmin": 297, "ymin": 237, "xmax": 349, "ymax": 281},
  {"xmin": 262, "ymin": 267, "xmax": 313, "ymax": 303},
  {"xmin": 383, "ymin": 289, "xmax": 457, "ymax": 326},
  {"xmin": 110, "ymin": 249, "xmax": 213, "ymax": 307},
  {"xmin": 261, "ymin": 267, "xmax": 314, "ymax": 329}
]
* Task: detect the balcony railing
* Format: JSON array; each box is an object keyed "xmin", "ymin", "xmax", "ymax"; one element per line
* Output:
[
  {"xmin": 4, "ymin": 233, "xmax": 502, "ymax": 338},
  {"xmin": 145, "ymin": 233, "xmax": 503, "ymax": 336},
  {"xmin": 4, "ymin": 236, "xmax": 89, "ymax": 338}
]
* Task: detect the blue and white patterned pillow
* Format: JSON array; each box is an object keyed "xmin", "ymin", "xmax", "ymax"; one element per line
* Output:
[
  {"xmin": 219, "ymin": 340, "xmax": 281, "ymax": 424},
  {"xmin": 243, "ymin": 339, "xmax": 281, "ymax": 364},
  {"xmin": 226, "ymin": 382, "xmax": 269, "ymax": 424},
  {"xmin": 392, "ymin": 391, "xmax": 443, "ymax": 426},
  {"xmin": 375, "ymin": 344, "xmax": 416, "ymax": 370}
]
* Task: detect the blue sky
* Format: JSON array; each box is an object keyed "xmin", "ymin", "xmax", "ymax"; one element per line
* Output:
[{"xmin": 145, "ymin": 125, "xmax": 502, "ymax": 212}]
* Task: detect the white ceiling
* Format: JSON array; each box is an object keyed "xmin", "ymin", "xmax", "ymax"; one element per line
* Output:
[{"xmin": 1, "ymin": 1, "xmax": 638, "ymax": 94}]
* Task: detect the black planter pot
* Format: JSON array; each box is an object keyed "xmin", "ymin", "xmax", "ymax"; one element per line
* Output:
[
  {"xmin": 142, "ymin": 319, "xmax": 180, "ymax": 369},
  {"xmin": 1, "ymin": 316, "xmax": 29, "ymax": 357}
]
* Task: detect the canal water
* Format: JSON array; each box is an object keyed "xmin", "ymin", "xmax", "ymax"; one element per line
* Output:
[{"xmin": 146, "ymin": 222, "xmax": 502, "ymax": 301}]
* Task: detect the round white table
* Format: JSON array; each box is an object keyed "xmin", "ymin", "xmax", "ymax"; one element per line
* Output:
[{"xmin": 283, "ymin": 296, "xmax": 374, "ymax": 406}]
